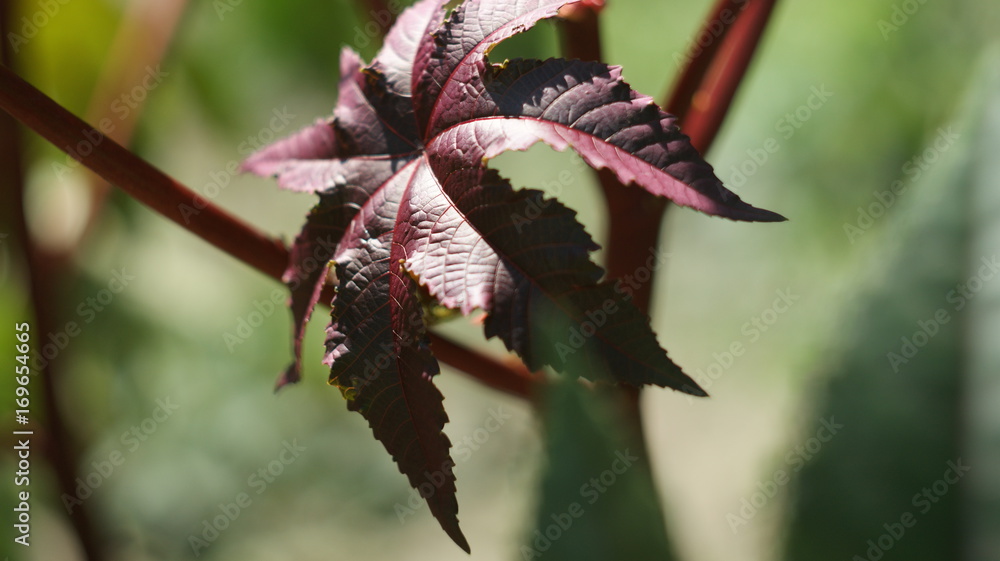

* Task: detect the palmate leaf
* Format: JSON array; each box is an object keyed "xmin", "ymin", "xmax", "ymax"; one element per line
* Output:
[{"xmin": 242, "ymin": 0, "xmax": 783, "ymax": 550}]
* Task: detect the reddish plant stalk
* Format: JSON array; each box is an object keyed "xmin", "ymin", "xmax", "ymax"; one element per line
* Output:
[
  {"xmin": 675, "ymin": 0, "xmax": 781, "ymax": 154},
  {"xmin": 664, "ymin": 0, "xmax": 746, "ymax": 128},
  {"xmin": 3, "ymin": 2, "xmax": 189, "ymax": 557},
  {"xmin": 1, "ymin": 65, "xmax": 289, "ymax": 280},
  {"xmin": 559, "ymin": 0, "xmax": 782, "ymax": 436},
  {"xmin": 561, "ymin": 0, "xmax": 782, "ymax": 312},
  {"xmin": 2, "ymin": 2, "xmax": 106, "ymax": 559},
  {"xmin": 559, "ymin": 2, "xmax": 656, "ymax": 464}
]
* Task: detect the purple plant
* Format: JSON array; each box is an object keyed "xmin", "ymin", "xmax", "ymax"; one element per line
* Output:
[
  {"xmin": 0, "ymin": 0, "xmax": 781, "ymax": 554},
  {"xmin": 243, "ymin": 0, "xmax": 783, "ymax": 550}
]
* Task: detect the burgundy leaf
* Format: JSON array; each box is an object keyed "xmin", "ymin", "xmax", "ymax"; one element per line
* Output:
[
  {"xmin": 261, "ymin": 157, "xmax": 410, "ymax": 390},
  {"xmin": 335, "ymin": 47, "xmax": 419, "ymax": 156},
  {"xmin": 241, "ymin": 117, "xmax": 339, "ymax": 187},
  {"xmin": 400, "ymin": 150, "xmax": 704, "ymax": 392},
  {"xmin": 413, "ymin": 0, "xmax": 573, "ymax": 136},
  {"xmin": 326, "ymin": 161, "xmax": 467, "ymax": 551},
  {"xmin": 244, "ymin": 0, "xmax": 781, "ymax": 549},
  {"xmin": 275, "ymin": 187, "xmax": 368, "ymax": 390},
  {"xmin": 274, "ymin": 205, "xmax": 334, "ymax": 390},
  {"xmin": 421, "ymin": 7, "xmax": 783, "ymax": 220},
  {"xmin": 374, "ymin": 0, "xmax": 447, "ymax": 97}
]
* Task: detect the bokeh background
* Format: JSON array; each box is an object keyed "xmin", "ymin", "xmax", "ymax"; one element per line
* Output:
[{"xmin": 1, "ymin": 0, "xmax": 998, "ymax": 560}]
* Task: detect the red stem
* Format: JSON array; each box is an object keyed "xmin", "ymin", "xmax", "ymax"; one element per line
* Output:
[
  {"xmin": 560, "ymin": 7, "xmax": 668, "ymax": 312},
  {"xmin": 597, "ymin": 0, "xmax": 782, "ymax": 313},
  {"xmin": 664, "ymin": 0, "xmax": 745, "ymax": 126},
  {"xmin": 678, "ymin": 0, "xmax": 781, "ymax": 154},
  {"xmin": 0, "ymin": 64, "xmax": 534, "ymax": 399},
  {"xmin": 605, "ymin": 0, "xmax": 781, "ymax": 311},
  {"xmin": 560, "ymin": 3, "xmax": 652, "ymax": 453},
  {"xmin": 0, "ymin": 66, "xmax": 289, "ymax": 280},
  {"xmin": 428, "ymin": 335, "xmax": 541, "ymax": 398},
  {"xmin": 1, "ymin": 4, "xmax": 106, "ymax": 559},
  {"xmin": 559, "ymin": 0, "xmax": 783, "ymax": 426}
]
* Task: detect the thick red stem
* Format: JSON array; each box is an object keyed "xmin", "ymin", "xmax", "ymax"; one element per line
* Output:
[{"xmin": 676, "ymin": 0, "xmax": 781, "ymax": 154}]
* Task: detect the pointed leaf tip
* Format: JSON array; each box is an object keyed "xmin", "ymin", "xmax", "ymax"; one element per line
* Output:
[
  {"xmin": 446, "ymin": 524, "xmax": 471, "ymax": 554},
  {"xmin": 680, "ymin": 382, "xmax": 709, "ymax": 398},
  {"xmin": 273, "ymin": 363, "xmax": 301, "ymax": 393},
  {"xmin": 726, "ymin": 204, "xmax": 787, "ymax": 223}
]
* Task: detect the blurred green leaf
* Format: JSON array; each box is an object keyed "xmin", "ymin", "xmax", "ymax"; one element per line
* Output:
[
  {"xmin": 522, "ymin": 378, "xmax": 675, "ymax": 561},
  {"xmin": 781, "ymin": 49, "xmax": 1000, "ymax": 561}
]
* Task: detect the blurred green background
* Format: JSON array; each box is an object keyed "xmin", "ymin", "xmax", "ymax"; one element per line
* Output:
[{"xmin": 1, "ymin": 0, "xmax": 999, "ymax": 560}]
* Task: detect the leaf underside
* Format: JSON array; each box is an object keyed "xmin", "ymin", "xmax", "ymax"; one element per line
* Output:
[{"xmin": 242, "ymin": 0, "xmax": 783, "ymax": 550}]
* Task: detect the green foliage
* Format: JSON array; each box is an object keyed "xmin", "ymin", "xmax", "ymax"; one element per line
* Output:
[
  {"xmin": 525, "ymin": 378, "xmax": 675, "ymax": 561},
  {"xmin": 782, "ymin": 53, "xmax": 1000, "ymax": 561}
]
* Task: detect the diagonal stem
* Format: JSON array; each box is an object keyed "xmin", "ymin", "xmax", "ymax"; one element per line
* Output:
[
  {"xmin": 671, "ymin": 0, "xmax": 781, "ymax": 154},
  {"xmin": 664, "ymin": 0, "xmax": 745, "ymax": 127},
  {"xmin": 559, "ymin": 4, "xmax": 623, "ymax": 208},
  {"xmin": 603, "ymin": 0, "xmax": 780, "ymax": 319},
  {"xmin": 558, "ymin": 0, "xmax": 783, "ymax": 447},
  {"xmin": 0, "ymin": 64, "xmax": 536, "ymax": 400},
  {"xmin": 1, "ymin": 2, "xmax": 108, "ymax": 559},
  {"xmin": 0, "ymin": 65, "xmax": 290, "ymax": 280}
]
